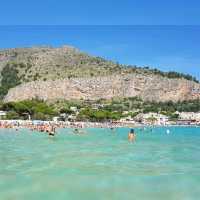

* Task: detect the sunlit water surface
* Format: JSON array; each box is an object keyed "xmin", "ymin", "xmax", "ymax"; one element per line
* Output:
[{"xmin": 0, "ymin": 127, "xmax": 200, "ymax": 200}]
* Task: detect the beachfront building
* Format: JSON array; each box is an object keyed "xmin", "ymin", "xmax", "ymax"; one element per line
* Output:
[
  {"xmin": 119, "ymin": 115, "xmax": 134, "ymax": 122},
  {"xmin": 175, "ymin": 112, "xmax": 200, "ymax": 125},
  {"xmin": 0, "ymin": 111, "xmax": 7, "ymax": 120},
  {"xmin": 53, "ymin": 116, "xmax": 60, "ymax": 122},
  {"xmin": 177, "ymin": 112, "xmax": 200, "ymax": 122},
  {"xmin": 67, "ymin": 114, "xmax": 77, "ymax": 122},
  {"xmin": 135, "ymin": 113, "xmax": 169, "ymax": 125}
]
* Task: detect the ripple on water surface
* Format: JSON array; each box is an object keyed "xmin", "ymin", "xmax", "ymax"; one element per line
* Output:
[{"xmin": 0, "ymin": 127, "xmax": 200, "ymax": 200}]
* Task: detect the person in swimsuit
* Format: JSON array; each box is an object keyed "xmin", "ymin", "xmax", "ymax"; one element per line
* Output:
[
  {"xmin": 128, "ymin": 128, "xmax": 136, "ymax": 142},
  {"xmin": 49, "ymin": 126, "xmax": 56, "ymax": 136}
]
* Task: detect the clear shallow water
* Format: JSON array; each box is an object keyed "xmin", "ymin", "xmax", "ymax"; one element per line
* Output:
[{"xmin": 0, "ymin": 127, "xmax": 200, "ymax": 200}]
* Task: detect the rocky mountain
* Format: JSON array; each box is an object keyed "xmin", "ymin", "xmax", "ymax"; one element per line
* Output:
[
  {"xmin": 0, "ymin": 45, "xmax": 132, "ymax": 81},
  {"xmin": 0, "ymin": 46, "xmax": 200, "ymax": 102}
]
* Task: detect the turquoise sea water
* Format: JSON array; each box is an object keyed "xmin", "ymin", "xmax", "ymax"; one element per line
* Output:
[{"xmin": 0, "ymin": 127, "xmax": 200, "ymax": 200}]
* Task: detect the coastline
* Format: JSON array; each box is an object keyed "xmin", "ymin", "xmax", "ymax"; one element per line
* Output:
[{"xmin": 0, "ymin": 120, "xmax": 199, "ymax": 130}]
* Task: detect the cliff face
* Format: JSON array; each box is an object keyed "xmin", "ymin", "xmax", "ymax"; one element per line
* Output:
[
  {"xmin": 4, "ymin": 74, "xmax": 200, "ymax": 102},
  {"xmin": 1, "ymin": 46, "xmax": 200, "ymax": 103}
]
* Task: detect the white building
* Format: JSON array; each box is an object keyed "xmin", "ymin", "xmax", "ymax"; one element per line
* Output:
[
  {"xmin": 0, "ymin": 111, "xmax": 7, "ymax": 119},
  {"xmin": 70, "ymin": 106, "xmax": 78, "ymax": 112},
  {"xmin": 53, "ymin": 116, "xmax": 60, "ymax": 122},
  {"xmin": 135, "ymin": 113, "xmax": 169, "ymax": 125},
  {"xmin": 119, "ymin": 115, "xmax": 133, "ymax": 122},
  {"xmin": 177, "ymin": 112, "xmax": 200, "ymax": 121}
]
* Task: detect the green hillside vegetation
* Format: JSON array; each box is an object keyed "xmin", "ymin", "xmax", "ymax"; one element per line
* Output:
[
  {"xmin": 0, "ymin": 46, "xmax": 199, "ymax": 99},
  {"xmin": 144, "ymin": 67, "xmax": 199, "ymax": 83},
  {"xmin": 76, "ymin": 108, "xmax": 122, "ymax": 122},
  {"xmin": 0, "ymin": 98, "xmax": 200, "ymax": 121},
  {"xmin": 1, "ymin": 99, "xmax": 57, "ymax": 120},
  {"xmin": 0, "ymin": 63, "xmax": 21, "ymax": 98}
]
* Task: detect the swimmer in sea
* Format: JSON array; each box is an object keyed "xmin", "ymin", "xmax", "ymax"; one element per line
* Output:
[
  {"xmin": 49, "ymin": 132, "xmax": 55, "ymax": 136},
  {"xmin": 73, "ymin": 128, "xmax": 79, "ymax": 134},
  {"xmin": 128, "ymin": 128, "xmax": 136, "ymax": 142},
  {"xmin": 73, "ymin": 128, "xmax": 85, "ymax": 134},
  {"xmin": 110, "ymin": 127, "xmax": 116, "ymax": 133},
  {"xmin": 48, "ymin": 126, "xmax": 56, "ymax": 137}
]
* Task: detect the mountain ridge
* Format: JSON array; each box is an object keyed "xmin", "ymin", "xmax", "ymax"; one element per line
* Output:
[{"xmin": 0, "ymin": 45, "xmax": 199, "ymax": 102}]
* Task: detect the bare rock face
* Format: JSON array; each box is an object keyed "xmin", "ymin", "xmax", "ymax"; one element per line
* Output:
[
  {"xmin": 1, "ymin": 46, "xmax": 200, "ymax": 103},
  {"xmin": 4, "ymin": 74, "xmax": 200, "ymax": 102}
]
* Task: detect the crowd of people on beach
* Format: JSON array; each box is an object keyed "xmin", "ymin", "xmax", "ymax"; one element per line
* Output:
[
  {"xmin": 0, "ymin": 120, "xmax": 126, "ymax": 133},
  {"xmin": 0, "ymin": 120, "xmax": 137, "ymax": 141},
  {"xmin": 0, "ymin": 120, "xmax": 57, "ymax": 136},
  {"xmin": 0, "ymin": 120, "xmax": 127, "ymax": 129}
]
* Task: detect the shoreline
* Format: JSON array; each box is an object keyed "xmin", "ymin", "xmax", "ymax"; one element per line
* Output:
[{"xmin": 0, "ymin": 120, "xmax": 199, "ymax": 130}]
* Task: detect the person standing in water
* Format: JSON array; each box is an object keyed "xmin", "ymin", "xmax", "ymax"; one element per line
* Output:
[
  {"xmin": 49, "ymin": 125, "xmax": 56, "ymax": 136},
  {"xmin": 128, "ymin": 128, "xmax": 136, "ymax": 142}
]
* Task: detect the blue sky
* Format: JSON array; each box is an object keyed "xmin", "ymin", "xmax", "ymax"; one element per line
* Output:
[
  {"xmin": 0, "ymin": 25, "xmax": 199, "ymax": 80},
  {"xmin": 0, "ymin": 1, "xmax": 199, "ymax": 80},
  {"xmin": 0, "ymin": 0, "xmax": 200, "ymax": 25}
]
